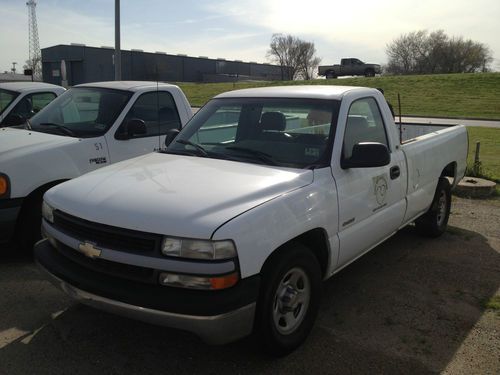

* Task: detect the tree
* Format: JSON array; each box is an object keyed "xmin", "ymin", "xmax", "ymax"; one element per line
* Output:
[
  {"xmin": 267, "ymin": 34, "xmax": 321, "ymax": 80},
  {"xmin": 386, "ymin": 30, "xmax": 493, "ymax": 75}
]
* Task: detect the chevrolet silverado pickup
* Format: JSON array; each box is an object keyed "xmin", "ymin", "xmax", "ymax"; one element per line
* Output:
[
  {"xmin": 0, "ymin": 81, "xmax": 192, "ymax": 250},
  {"xmin": 35, "ymin": 85, "xmax": 467, "ymax": 355},
  {"xmin": 318, "ymin": 58, "xmax": 381, "ymax": 78},
  {"xmin": 0, "ymin": 82, "xmax": 65, "ymax": 127}
]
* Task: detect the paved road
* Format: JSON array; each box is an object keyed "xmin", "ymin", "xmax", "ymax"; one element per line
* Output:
[{"xmin": 1, "ymin": 197, "xmax": 499, "ymax": 374}]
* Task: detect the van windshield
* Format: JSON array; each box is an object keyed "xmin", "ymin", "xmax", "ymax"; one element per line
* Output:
[
  {"xmin": 0, "ymin": 89, "xmax": 19, "ymax": 115},
  {"xmin": 166, "ymin": 98, "xmax": 340, "ymax": 169},
  {"xmin": 29, "ymin": 87, "xmax": 132, "ymax": 137}
]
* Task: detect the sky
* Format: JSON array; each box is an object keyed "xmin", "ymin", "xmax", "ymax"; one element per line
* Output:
[{"xmin": 1, "ymin": 0, "xmax": 499, "ymax": 73}]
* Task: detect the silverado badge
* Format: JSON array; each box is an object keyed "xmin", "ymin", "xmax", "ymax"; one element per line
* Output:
[{"xmin": 78, "ymin": 241, "xmax": 102, "ymax": 259}]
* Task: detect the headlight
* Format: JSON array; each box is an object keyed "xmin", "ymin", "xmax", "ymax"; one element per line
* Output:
[
  {"xmin": 0, "ymin": 174, "xmax": 9, "ymax": 198},
  {"xmin": 161, "ymin": 237, "xmax": 236, "ymax": 260},
  {"xmin": 42, "ymin": 201, "xmax": 54, "ymax": 223}
]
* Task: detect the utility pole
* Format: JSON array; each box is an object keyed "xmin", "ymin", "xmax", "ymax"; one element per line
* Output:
[{"xmin": 114, "ymin": 0, "xmax": 121, "ymax": 80}]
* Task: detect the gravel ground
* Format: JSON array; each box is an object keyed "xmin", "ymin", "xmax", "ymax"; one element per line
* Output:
[{"xmin": 0, "ymin": 196, "xmax": 499, "ymax": 375}]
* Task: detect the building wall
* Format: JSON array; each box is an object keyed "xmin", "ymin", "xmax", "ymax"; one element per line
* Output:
[{"xmin": 41, "ymin": 45, "xmax": 283, "ymax": 85}]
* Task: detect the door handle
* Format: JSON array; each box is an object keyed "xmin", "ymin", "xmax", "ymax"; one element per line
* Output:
[{"xmin": 390, "ymin": 166, "xmax": 400, "ymax": 180}]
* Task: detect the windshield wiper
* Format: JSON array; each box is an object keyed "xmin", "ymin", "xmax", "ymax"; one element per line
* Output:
[
  {"xmin": 36, "ymin": 123, "xmax": 77, "ymax": 137},
  {"xmin": 175, "ymin": 139, "xmax": 208, "ymax": 156},
  {"xmin": 25, "ymin": 119, "xmax": 32, "ymax": 130},
  {"xmin": 224, "ymin": 146, "xmax": 278, "ymax": 165}
]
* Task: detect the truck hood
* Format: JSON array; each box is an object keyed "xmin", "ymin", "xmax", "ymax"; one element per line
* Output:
[
  {"xmin": 0, "ymin": 127, "xmax": 77, "ymax": 159},
  {"xmin": 45, "ymin": 153, "xmax": 313, "ymax": 239}
]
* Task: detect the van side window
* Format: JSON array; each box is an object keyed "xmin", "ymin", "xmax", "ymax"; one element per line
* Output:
[
  {"xmin": 122, "ymin": 91, "xmax": 181, "ymax": 138},
  {"xmin": 343, "ymin": 97, "xmax": 389, "ymax": 159}
]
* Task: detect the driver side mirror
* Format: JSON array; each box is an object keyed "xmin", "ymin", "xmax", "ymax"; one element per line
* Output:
[
  {"xmin": 165, "ymin": 128, "xmax": 180, "ymax": 147},
  {"xmin": 341, "ymin": 142, "xmax": 390, "ymax": 169},
  {"xmin": 116, "ymin": 118, "xmax": 147, "ymax": 140}
]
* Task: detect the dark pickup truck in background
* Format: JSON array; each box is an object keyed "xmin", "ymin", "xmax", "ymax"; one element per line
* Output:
[{"xmin": 318, "ymin": 58, "xmax": 381, "ymax": 78}]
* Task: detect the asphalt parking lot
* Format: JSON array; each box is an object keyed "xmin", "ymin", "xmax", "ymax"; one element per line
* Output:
[{"xmin": 1, "ymin": 196, "xmax": 499, "ymax": 374}]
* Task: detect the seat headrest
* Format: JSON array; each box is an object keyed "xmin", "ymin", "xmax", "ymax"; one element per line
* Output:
[
  {"xmin": 347, "ymin": 115, "xmax": 369, "ymax": 130},
  {"xmin": 260, "ymin": 111, "xmax": 286, "ymax": 131}
]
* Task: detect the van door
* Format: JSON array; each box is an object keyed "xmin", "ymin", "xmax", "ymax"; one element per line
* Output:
[{"xmin": 332, "ymin": 96, "xmax": 406, "ymax": 268}]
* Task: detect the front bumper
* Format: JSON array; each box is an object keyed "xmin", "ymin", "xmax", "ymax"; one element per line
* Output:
[
  {"xmin": 0, "ymin": 198, "xmax": 23, "ymax": 244},
  {"xmin": 34, "ymin": 239, "xmax": 260, "ymax": 344}
]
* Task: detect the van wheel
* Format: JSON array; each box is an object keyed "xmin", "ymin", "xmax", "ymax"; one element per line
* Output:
[
  {"xmin": 415, "ymin": 177, "xmax": 451, "ymax": 237},
  {"xmin": 255, "ymin": 243, "xmax": 322, "ymax": 356}
]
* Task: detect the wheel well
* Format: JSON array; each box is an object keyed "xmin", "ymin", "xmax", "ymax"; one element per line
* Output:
[
  {"xmin": 441, "ymin": 162, "xmax": 457, "ymax": 184},
  {"xmin": 262, "ymin": 228, "xmax": 330, "ymax": 278},
  {"xmin": 17, "ymin": 180, "xmax": 68, "ymax": 221}
]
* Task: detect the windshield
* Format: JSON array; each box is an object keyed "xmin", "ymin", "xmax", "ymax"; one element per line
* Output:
[
  {"xmin": 29, "ymin": 87, "xmax": 132, "ymax": 137},
  {"xmin": 166, "ymin": 98, "xmax": 340, "ymax": 169},
  {"xmin": 0, "ymin": 89, "xmax": 20, "ymax": 115}
]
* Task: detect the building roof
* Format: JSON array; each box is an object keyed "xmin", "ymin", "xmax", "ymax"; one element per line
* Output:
[
  {"xmin": 215, "ymin": 85, "xmax": 375, "ymax": 100},
  {"xmin": 0, "ymin": 81, "xmax": 64, "ymax": 92},
  {"xmin": 76, "ymin": 81, "xmax": 178, "ymax": 92}
]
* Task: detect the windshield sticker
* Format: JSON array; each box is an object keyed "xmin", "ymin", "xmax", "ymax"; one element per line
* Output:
[{"xmin": 89, "ymin": 157, "xmax": 107, "ymax": 165}]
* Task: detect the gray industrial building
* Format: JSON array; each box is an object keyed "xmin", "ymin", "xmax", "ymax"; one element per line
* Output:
[{"xmin": 41, "ymin": 44, "xmax": 284, "ymax": 85}]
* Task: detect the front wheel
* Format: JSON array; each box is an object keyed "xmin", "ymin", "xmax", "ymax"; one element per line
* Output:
[
  {"xmin": 255, "ymin": 243, "xmax": 322, "ymax": 356},
  {"xmin": 415, "ymin": 177, "xmax": 451, "ymax": 237}
]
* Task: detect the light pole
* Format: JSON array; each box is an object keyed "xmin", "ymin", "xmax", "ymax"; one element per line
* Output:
[{"xmin": 114, "ymin": 0, "xmax": 121, "ymax": 80}]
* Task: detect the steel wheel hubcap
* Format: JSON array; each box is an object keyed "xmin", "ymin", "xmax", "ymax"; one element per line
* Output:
[{"xmin": 272, "ymin": 267, "xmax": 310, "ymax": 335}]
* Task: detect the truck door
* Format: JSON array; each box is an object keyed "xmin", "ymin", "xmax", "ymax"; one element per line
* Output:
[
  {"xmin": 332, "ymin": 96, "xmax": 406, "ymax": 268},
  {"xmin": 105, "ymin": 90, "xmax": 182, "ymax": 163}
]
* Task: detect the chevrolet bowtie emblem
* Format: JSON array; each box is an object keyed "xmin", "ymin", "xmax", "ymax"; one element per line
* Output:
[{"xmin": 78, "ymin": 241, "xmax": 102, "ymax": 259}]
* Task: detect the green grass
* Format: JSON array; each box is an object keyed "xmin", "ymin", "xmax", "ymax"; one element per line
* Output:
[
  {"xmin": 483, "ymin": 296, "xmax": 500, "ymax": 314},
  {"xmin": 466, "ymin": 127, "xmax": 500, "ymax": 182},
  {"xmin": 177, "ymin": 72, "xmax": 500, "ymax": 119}
]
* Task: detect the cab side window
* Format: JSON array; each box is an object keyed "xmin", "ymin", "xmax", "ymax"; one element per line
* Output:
[
  {"xmin": 343, "ymin": 97, "xmax": 389, "ymax": 159},
  {"xmin": 122, "ymin": 91, "xmax": 181, "ymax": 138},
  {"xmin": 10, "ymin": 92, "xmax": 56, "ymax": 119}
]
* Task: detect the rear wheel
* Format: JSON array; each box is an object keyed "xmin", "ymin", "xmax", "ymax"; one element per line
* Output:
[
  {"xmin": 415, "ymin": 177, "xmax": 451, "ymax": 237},
  {"xmin": 325, "ymin": 71, "xmax": 336, "ymax": 79},
  {"xmin": 255, "ymin": 243, "xmax": 322, "ymax": 356}
]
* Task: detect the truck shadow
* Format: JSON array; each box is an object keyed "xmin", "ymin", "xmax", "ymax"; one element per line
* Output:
[{"xmin": 0, "ymin": 225, "xmax": 498, "ymax": 374}]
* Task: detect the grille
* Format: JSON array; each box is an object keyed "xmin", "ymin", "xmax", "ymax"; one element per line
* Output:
[
  {"xmin": 55, "ymin": 240, "xmax": 156, "ymax": 284},
  {"xmin": 53, "ymin": 210, "xmax": 161, "ymax": 254}
]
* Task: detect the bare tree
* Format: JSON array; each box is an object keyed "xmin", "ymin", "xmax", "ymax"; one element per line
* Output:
[
  {"xmin": 267, "ymin": 34, "xmax": 321, "ymax": 80},
  {"xmin": 386, "ymin": 30, "xmax": 493, "ymax": 75}
]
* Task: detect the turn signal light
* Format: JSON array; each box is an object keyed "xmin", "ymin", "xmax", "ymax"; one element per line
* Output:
[{"xmin": 0, "ymin": 175, "xmax": 9, "ymax": 197}]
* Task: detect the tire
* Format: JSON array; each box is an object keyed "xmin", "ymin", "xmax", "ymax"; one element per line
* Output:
[
  {"xmin": 415, "ymin": 177, "xmax": 451, "ymax": 237},
  {"xmin": 255, "ymin": 242, "xmax": 322, "ymax": 356},
  {"xmin": 364, "ymin": 69, "xmax": 375, "ymax": 77},
  {"xmin": 325, "ymin": 71, "xmax": 336, "ymax": 79}
]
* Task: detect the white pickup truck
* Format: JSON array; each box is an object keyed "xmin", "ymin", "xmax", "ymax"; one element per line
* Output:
[
  {"xmin": 0, "ymin": 82, "xmax": 65, "ymax": 127},
  {"xmin": 0, "ymin": 81, "xmax": 192, "ymax": 249},
  {"xmin": 34, "ymin": 86, "xmax": 467, "ymax": 355}
]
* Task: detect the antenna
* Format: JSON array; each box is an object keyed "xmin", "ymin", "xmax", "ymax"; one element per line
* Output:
[
  {"xmin": 156, "ymin": 65, "xmax": 161, "ymax": 152},
  {"xmin": 397, "ymin": 93, "xmax": 402, "ymax": 143},
  {"xmin": 26, "ymin": 0, "xmax": 42, "ymax": 80}
]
